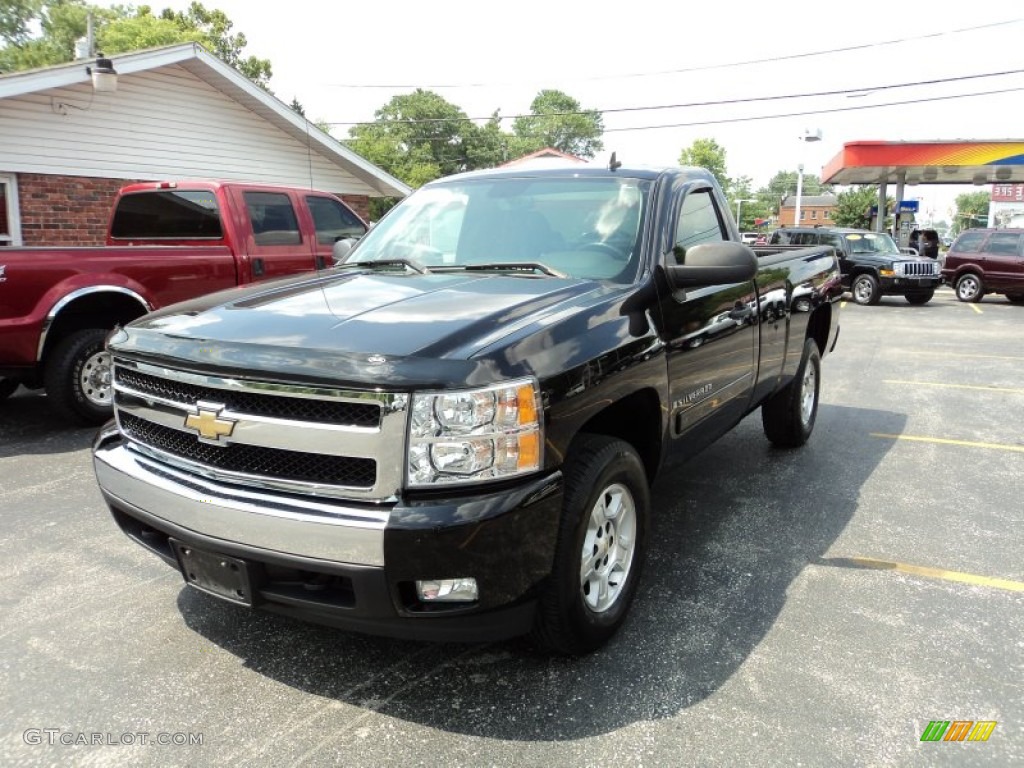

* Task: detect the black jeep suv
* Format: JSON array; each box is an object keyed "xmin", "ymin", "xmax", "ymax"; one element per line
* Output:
[{"xmin": 770, "ymin": 227, "xmax": 942, "ymax": 305}]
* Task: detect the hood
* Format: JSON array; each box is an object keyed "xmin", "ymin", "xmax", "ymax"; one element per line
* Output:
[{"xmin": 113, "ymin": 269, "xmax": 608, "ymax": 388}]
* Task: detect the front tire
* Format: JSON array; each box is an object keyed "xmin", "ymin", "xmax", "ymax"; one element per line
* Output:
[
  {"xmin": 762, "ymin": 337, "xmax": 821, "ymax": 448},
  {"xmin": 905, "ymin": 290, "xmax": 934, "ymax": 305},
  {"xmin": 532, "ymin": 435, "xmax": 650, "ymax": 655},
  {"xmin": 955, "ymin": 273, "xmax": 984, "ymax": 303},
  {"xmin": 43, "ymin": 328, "xmax": 114, "ymax": 425},
  {"xmin": 852, "ymin": 274, "xmax": 881, "ymax": 305}
]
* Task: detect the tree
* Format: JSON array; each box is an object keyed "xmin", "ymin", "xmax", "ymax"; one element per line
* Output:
[
  {"xmin": 952, "ymin": 191, "xmax": 990, "ymax": 234},
  {"xmin": 511, "ymin": 89, "xmax": 604, "ymax": 159},
  {"xmin": 832, "ymin": 186, "xmax": 893, "ymax": 229},
  {"xmin": 678, "ymin": 138, "xmax": 730, "ymax": 195},
  {"xmin": 0, "ymin": 1, "xmax": 271, "ymax": 88}
]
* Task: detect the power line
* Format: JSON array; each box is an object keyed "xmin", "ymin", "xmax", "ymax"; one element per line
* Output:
[{"xmin": 319, "ymin": 18, "xmax": 1022, "ymax": 89}]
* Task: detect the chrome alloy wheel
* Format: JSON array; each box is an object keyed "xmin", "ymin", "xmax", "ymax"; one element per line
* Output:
[
  {"xmin": 580, "ymin": 482, "xmax": 637, "ymax": 613},
  {"xmin": 800, "ymin": 356, "xmax": 818, "ymax": 427},
  {"xmin": 853, "ymin": 279, "xmax": 873, "ymax": 304},
  {"xmin": 79, "ymin": 349, "xmax": 113, "ymax": 406}
]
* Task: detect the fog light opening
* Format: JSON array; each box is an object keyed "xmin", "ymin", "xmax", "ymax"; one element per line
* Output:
[{"xmin": 415, "ymin": 577, "xmax": 479, "ymax": 603}]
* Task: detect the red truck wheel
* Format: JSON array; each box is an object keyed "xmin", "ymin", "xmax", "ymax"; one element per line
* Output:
[
  {"xmin": 43, "ymin": 328, "xmax": 114, "ymax": 425},
  {"xmin": 532, "ymin": 434, "xmax": 650, "ymax": 655}
]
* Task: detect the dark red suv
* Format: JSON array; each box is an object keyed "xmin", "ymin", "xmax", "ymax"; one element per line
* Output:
[{"xmin": 941, "ymin": 228, "xmax": 1024, "ymax": 303}]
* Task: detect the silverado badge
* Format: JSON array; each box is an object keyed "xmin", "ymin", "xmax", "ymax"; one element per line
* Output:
[{"xmin": 184, "ymin": 402, "xmax": 236, "ymax": 445}]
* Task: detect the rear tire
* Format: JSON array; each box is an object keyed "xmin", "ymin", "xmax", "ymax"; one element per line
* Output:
[
  {"xmin": 955, "ymin": 273, "xmax": 984, "ymax": 303},
  {"xmin": 762, "ymin": 337, "xmax": 821, "ymax": 448},
  {"xmin": 43, "ymin": 328, "xmax": 114, "ymax": 425},
  {"xmin": 905, "ymin": 290, "xmax": 934, "ymax": 305},
  {"xmin": 532, "ymin": 435, "xmax": 650, "ymax": 655},
  {"xmin": 852, "ymin": 274, "xmax": 881, "ymax": 305}
]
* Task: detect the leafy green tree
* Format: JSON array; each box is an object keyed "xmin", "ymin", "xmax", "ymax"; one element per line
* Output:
[
  {"xmin": 832, "ymin": 186, "xmax": 893, "ymax": 229},
  {"xmin": 0, "ymin": 1, "xmax": 271, "ymax": 88},
  {"xmin": 678, "ymin": 138, "xmax": 730, "ymax": 194},
  {"xmin": 511, "ymin": 89, "xmax": 604, "ymax": 159},
  {"xmin": 952, "ymin": 191, "xmax": 990, "ymax": 234}
]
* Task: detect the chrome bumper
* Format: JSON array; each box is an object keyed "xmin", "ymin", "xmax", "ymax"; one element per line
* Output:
[{"xmin": 93, "ymin": 441, "xmax": 388, "ymax": 566}]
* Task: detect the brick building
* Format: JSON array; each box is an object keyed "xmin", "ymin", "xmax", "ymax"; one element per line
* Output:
[
  {"xmin": 0, "ymin": 44, "xmax": 408, "ymax": 247},
  {"xmin": 777, "ymin": 194, "xmax": 837, "ymax": 228}
]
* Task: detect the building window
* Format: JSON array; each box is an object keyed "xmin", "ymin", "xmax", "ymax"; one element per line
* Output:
[
  {"xmin": 800, "ymin": 210, "xmax": 806, "ymax": 220},
  {"xmin": 811, "ymin": 210, "xmax": 818, "ymax": 220},
  {"xmin": 0, "ymin": 173, "xmax": 22, "ymax": 246},
  {"xmin": 824, "ymin": 210, "xmax": 831, "ymax": 219}
]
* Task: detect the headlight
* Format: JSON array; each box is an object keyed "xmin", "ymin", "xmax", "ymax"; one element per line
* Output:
[{"xmin": 408, "ymin": 378, "xmax": 542, "ymax": 487}]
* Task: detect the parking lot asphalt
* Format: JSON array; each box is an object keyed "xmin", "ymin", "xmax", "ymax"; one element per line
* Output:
[{"xmin": 1, "ymin": 285, "xmax": 1021, "ymax": 767}]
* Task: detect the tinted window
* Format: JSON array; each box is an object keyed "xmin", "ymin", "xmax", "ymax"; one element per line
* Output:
[
  {"xmin": 110, "ymin": 190, "xmax": 223, "ymax": 239},
  {"xmin": 306, "ymin": 196, "xmax": 366, "ymax": 245},
  {"xmin": 951, "ymin": 231, "xmax": 987, "ymax": 252},
  {"xmin": 245, "ymin": 192, "xmax": 301, "ymax": 246},
  {"xmin": 981, "ymin": 232, "xmax": 1022, "ymax": 255},
  {"xmin": 674, "ymin": 188, "xmax": 725, "ymax": 261}
]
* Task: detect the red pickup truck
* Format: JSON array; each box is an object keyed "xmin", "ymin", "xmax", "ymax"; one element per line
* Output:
[{"xmin": 0, "ymin": 180, "xmax": 368, "ymax": 423}]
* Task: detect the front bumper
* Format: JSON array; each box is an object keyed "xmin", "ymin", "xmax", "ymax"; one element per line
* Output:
[
  {"xmin": 879, "ymin": 276, "xmax": 942, "ymax": 293},
  {"xmin": 93, "ymin": 429, "xmax": 562, "ymax": 642}
]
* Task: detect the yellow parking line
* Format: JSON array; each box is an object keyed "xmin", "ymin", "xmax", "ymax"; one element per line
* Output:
[
  {"xmin": 883, "ymin": 380, "xmax": 1024, "ymax": 394},
  {"xmin": 969, "ymin": 303, "xmax": 983, "ymax": 314},
  {"xmin": 820, "ymin": 557, "xmax": 1024, "ymax": 592},
  {"xmin": 871, "ymin": 433, "xmax": 1024, "ymax": 453},
  {"xmin": 840, "ymin": 300, "xmax": 848, "ymax": 309}
]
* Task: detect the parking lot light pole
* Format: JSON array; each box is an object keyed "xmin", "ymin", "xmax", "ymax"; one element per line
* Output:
[{"xmin": 794, "ymin": 129, "xmax": 822, "ymax": 227}]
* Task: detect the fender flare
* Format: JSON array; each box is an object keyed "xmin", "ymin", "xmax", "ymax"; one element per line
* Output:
[{"xmin": 37, "ymin": 285, "xmax": 152, "ymax": 361}]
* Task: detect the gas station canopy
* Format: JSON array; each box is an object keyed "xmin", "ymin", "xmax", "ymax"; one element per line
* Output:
[{"xmin": 821, "ymin": 140, "xmax": 1024, "ymax": 186}]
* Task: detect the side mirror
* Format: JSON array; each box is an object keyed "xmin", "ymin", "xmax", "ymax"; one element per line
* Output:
[
  {"xmin": 332, "ymin": 237, "xmax": 358, "ymax": 265},
  {"xmin": 662, "ymin": 241, "xmax": 758, "ymax": 290}
]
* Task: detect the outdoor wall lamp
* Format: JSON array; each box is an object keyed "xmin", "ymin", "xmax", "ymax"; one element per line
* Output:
[{"xmin": 87, "ymin": 54, "xmax": 117, "ymax": 93}]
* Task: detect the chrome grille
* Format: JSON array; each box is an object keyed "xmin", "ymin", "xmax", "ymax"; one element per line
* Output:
[
  {"xmin": 896, "ymin": 261, "xmax": 939, "ymax": 277},
  {"xmin": 111, "ymin": 360, "xmax": 408, "ymax": 501},
  {"xmin": 120, "ymin": 413, "xmax": 376, "ymax": 487},
  {"xmin": 115, "ymin": 367, "xmax": 380, "ymax": 427}
]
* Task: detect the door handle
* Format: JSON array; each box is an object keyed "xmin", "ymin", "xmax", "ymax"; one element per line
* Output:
[{"xmin": 252, "ymin": 257, "xmax": 265, "ymax": 277}]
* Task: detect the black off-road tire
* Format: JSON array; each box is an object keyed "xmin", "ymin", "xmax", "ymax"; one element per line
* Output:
[
  {"xmin": 0, "ymin": 378, "xmax": 20, "ymax": 400},
  {"xmin": 43, "ymin": 328, "xmax": 114, "ymax": 425},
  {"xmin": 905, "ymin": 290, "xmax": 934, "ymax": 305},
  {"xmin": 852, "ymin": 274, "xmax": 881, "ymax": 306},
  {"xmin": 761, "ymin": 337, "xmax": 821, "ymax": 449},
  {"xmin": 532, "ymin": 435, "xmax": 650, "ymax": 655},
  {"xmin": 955, "ymin": 273, "xmax": 985, "ymax": 303}
]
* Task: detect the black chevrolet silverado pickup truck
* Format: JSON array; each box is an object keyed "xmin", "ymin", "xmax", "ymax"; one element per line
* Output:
[{"xmin": 92, "ymin": 163, "xmax": 842, "ymax": 654}]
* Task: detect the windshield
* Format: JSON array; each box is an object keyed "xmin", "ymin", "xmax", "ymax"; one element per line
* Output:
[
  {"xmin": 346, "ymin": 176, "xmax": 650, "ymax": 283},
  {"xmin": 845, "ymin": 232, "xmax": 901, "ymax": 255}
]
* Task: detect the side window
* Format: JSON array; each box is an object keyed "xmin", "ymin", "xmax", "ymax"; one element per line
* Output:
[
  {"xmin": 245, "ymin": 192, "xmax": 301, "ymax": 246},
  {"xmin": 821, "ymin": 234, "xmax": 844, "ymax": 253},
  {"xmin": 951, "ymin": 231, "xmax": 986, "ymax": 252},
  {"xmin": 981, "ymin": 232, "xmax": 1021, "ymax": 255},
  {"xmin": 0, "ymin": 174, "xmax": 21, "ymax": 246},
  {"xmin": 672, "ymin": 188, "xmax": 725, "ymax": 263},
  {"xmin": 305, "ymin": 196, "xmax": 366, "ymax": 245}
]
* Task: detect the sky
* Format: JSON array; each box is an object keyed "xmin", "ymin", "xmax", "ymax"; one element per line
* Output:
[{"xmin": 107, "ymin": 0, "xmax": 1024, "ymax": 225}]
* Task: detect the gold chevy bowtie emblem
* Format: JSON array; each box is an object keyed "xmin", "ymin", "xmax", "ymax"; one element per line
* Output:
[{"xmin": 184, "ymin": 403, "xmax": 236, "ymax": 444}]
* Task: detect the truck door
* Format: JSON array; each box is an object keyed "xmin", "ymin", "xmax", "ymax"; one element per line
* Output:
[
  {"xmin": 238, "ymin": 190, "xmax": 318, "ymax": 281},
  {"xmin": 654, "ymin": 183, "xmax": 757, "ymax": 458},
  {"xmin": 979, "ymin": 231, "xmax": 1024, "ymax": 290},
  {"xmin": 304, "ymin": 195, "xmax": 368, "ymax": 270}
]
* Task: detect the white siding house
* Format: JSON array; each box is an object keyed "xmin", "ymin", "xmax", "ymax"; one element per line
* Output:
[{"xmin": 0, "ymin": 43, "xmax": 409, "ymax": 245}]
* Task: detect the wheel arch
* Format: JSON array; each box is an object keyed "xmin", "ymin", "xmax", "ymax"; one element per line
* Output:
[
  {"xmin": 38, "ymin": 286, "xmax": 151, "ymax": 362},
  {"xmin": 571, "ymin": 387, "xmax": 663, "ymax": 486}
]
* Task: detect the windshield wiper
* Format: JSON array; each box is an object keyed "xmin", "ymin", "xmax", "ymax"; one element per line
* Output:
[
  {"xmin": 433, "ymin": 262, "xmax": 567, "ymax": 278},
  {"xmin": 336, "ymin": 259, "xmax": 429, "ymax": 274}
]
